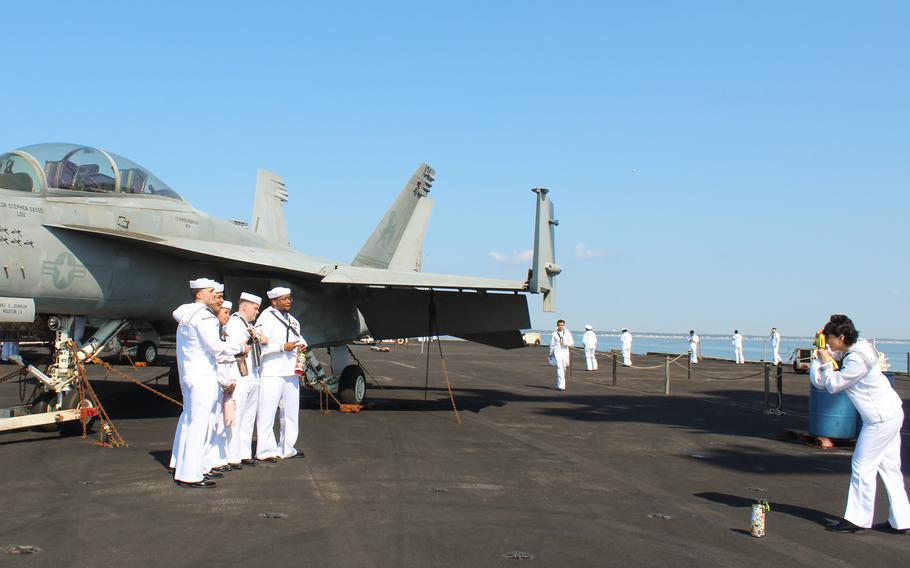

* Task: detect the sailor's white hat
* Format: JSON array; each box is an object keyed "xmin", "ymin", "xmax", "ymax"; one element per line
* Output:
[
  {"xmin": 239, "ymin": 292, "xmax": 262, "ymax": 305},
  {"xmin": 221, "ymin": 300, "xmax": 233, "ymax": 310},
  {"xmin": 213, "ymin": 282, "xmax": 224, "ymax": 294},
  {"xmin": 267, "ymin": 286, "xmax": 292, "ymax": 299},
  {"xmin": 189, "ymin": 278, "xmax": 216, "ymax": 289},
  {"xmin": 585, "ymin": 324, "xmax": 593, "ymax": 330}
]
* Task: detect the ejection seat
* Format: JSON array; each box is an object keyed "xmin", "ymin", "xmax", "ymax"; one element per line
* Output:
[
  {"xmin": 119, "ymin": 168, "xmax": 148, "ymax": 194},
  {"xmin": 45, "ymin": 159, "xmax": 78, "ymax": 189}
]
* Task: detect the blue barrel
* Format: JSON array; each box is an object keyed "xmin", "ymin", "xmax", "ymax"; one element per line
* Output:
[{"xmin": 809, "ymin": 385, "xmax": 859, "ymax": 439}]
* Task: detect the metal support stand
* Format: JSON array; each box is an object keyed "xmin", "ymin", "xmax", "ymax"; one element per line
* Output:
[
  {"xmin": 763, "ymin": 363, "xmax": 784, "ymax": 415},
  {"xmin": 687, "ymin": 356, "xmax": 692, "ymax": 381},
  {"xmin": 664, "ymin": 356, "xmax": 670, "ymax": 395},
  {"xmin": 612, "ymin": 350, "xmax": 617, "ymax": 386}
]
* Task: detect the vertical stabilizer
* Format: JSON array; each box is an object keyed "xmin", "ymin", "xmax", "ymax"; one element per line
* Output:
[
  {"xmin": 251, "ymin": 169, "xmax": 289, "ymax": 247},
  {"xmin": 352, "ymin": 164, "xmax": 435, "ymax": 271},
  {"xmin": 529, "ymin": 188, "xmax": 560, "ymax": 312}
]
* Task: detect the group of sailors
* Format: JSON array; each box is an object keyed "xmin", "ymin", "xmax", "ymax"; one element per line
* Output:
[
  {"xmin": 170, "ymin": 278, "xmax": 307, "ymax": 488},
  {"xmin": 548, "ymin": 324, "xmax": 788, "ymax": 390}
]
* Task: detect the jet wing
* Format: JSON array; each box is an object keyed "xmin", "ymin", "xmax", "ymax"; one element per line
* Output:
[
  {"xmin": 43, "ymin": 223, "xmax": 333, "ymax": 278},
  {"xmin": 320, "ymin": 265, "xmax": 527, "ymax": 291},
  {"xmin": 322, "ymin": 267, "xmax": 531, "ymax": 349}
]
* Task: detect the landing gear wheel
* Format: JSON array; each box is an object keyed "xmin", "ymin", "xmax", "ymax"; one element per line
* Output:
[
  {"xmin": 535, "ymin": 339, "xmax": 541, "ymax": 345},
  {"xmin": 338, "ymin": 365, "xmax": 366, "ymax": 404},
  {"xmin": 58, "ymin": 388, "xmax": 95, "ymax": 437},
  {"xmin": 136, "ymin": 341, "xmax": 158, "ymax": 364},
  {"xmin": 167, "ymin": 365, "xmax": 182, "ymax": 401},
  {"xmin": 30, "ymin": 393, "xmax": 58, "ymax": 433}
]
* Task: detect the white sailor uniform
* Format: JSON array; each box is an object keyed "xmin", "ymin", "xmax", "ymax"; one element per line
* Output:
[
  {"xmin": 620, "ymin": 331, "xmax": 633, "ymax": 367},
  {"xmin": 549, "ymin": 329, "xmax": 574, "ymax": 390},
  {"xmin": 813, "ymin": 339, "xmax": 910, "ymax": 529},
  {"xmin": 582, "ymin": 330, "xmax": 598, "ymax": 371},
  {"xmin": 688, "ymin": 334, "xmax": 699, "ymax": 364},
  {"xmin": 255, "ymin": 306, "xmax": 307, "ymax": 459},
  {"xmin": 169, "ymin": 303, "xmax": 243, "ymax": 483},
  {"xmin": 732, "ymin": 333, "xmax": 744, "ymax": 364},
  {"xmin": 770, "ymin": 331, "xmax": 781, "ymax": 365},
  {"xmin": 225, "ymin": 312, "xmax": 261, "ymax": 463}
]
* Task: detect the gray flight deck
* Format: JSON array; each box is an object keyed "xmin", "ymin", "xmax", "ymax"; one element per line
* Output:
[{"xmin": 1, "ymin": 343, "xmax": 908, "ymax": 567}]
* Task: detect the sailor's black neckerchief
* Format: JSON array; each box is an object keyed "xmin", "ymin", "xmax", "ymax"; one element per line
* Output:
[{"xmin": 270, "ymin": 308, "xmax": 300, "ymax": 343}]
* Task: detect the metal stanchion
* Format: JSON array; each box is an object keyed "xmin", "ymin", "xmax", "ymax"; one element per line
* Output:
[
  {"xmin": 664, "ymin": 356, "xmax": 670, "ymax": 395},
  {"xmin": 763, "ymin": 363, "xmax": 770, "ymax": 410},
  {"xmin": 687, "ymin": 356, "xmax": 692, "ymax": 381},
  {"xmin": 612, "ymin": 350, "xmax": 618, "ymax": 386}
]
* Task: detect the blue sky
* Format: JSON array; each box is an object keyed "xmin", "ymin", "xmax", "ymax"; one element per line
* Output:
[{"xmin": 4, "ymin": 1, "xmax": 908, "ymax": 338}]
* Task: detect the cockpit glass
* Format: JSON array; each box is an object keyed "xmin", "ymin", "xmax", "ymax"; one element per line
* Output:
[
  {"xmin": 18, "ymin": 143, "xmax": 116, "ymax": 193},
  {"xmin": 0, "ymin": 153, "xmax": 40, "ymax": 192},
  {"xmin": 107, "ymin": 152, "xmax": 182, "ymax": 200}
]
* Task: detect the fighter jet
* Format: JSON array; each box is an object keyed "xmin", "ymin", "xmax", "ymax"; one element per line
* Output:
[{"xmin": 0, "ymin": 142, "xmax": 559, "ymax": 424}]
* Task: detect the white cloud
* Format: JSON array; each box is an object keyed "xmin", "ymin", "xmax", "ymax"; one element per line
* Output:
[
  {"xmin": 575, "ymin": 242, "xmax": 607, "ymax": 259},
  {"xmin": 489, "ymin": 249, "xmax": 534, "ymax": 264}
]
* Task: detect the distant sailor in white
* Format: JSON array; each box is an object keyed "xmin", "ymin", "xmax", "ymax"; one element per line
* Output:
[
  {"xmin": 812, "ymin": 315, "xmax": 910, "ymax": 534},
  {"xmin": 255, "ymin": 286, "xmax": 307, "ymax": 461},
  {"xmin": 732, "ymin": 330, "xmax": 744, "ymax": 364},
  {"xmin": 225, "ymin": 292, "xmax": 266, "ymax": 466},
  {"xmin": 620, "ymin": 328, "xmax": 633, "ymax": 367},
  {"xmin": 769, "ymin": 327, "xmax": 782, "ymax": 365},
  {"xmin": 581, "ymin": 325, "xmax": 598, "ymax": 371},
  {"xmin": 688, "ymin": 330, "xmax": 699, "ymax": 364},
  {"xmin": 549, "ymin": 319, "xmax": 574, "ymax": 390},
  {"xmin": 170, "ymin": 278, "xmax": 247, "ymax": 488}
]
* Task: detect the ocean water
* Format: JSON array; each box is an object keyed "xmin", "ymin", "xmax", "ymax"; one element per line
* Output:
[{"xmin": 536, "ymin": 331, "xmax": 910, "ymax": 371}]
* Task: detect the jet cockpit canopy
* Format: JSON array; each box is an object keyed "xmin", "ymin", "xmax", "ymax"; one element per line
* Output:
[{"xmin": 0, "ymin": 143, "xmax": 181, "ymax": 200}]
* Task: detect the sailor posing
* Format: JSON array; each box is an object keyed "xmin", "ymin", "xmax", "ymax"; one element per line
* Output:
[
  {"xmin": 549, "ymin": 319, "xmax": 574, "ymax": 391},
  {"xmin": 255, "ymin": 287, "xmax": 307, "ymax": 461},
  {"xmin": 203, "ymin": 300, "xmax": 236, "ymax": 475},
  {"xmin": 225, "ymin": 292, "xmax": 266, "ymax": 466},
  {"xmin": 170, "ymin": 279, "xmax": 247, "ymax": 488}
]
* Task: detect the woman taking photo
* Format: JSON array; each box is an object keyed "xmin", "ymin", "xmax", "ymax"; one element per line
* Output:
[{"xmin": 812, "ymin": 314, "xmax": 910, "ymax": 533}]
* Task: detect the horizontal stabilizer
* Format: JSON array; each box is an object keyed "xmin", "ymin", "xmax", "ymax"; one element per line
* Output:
[{"xmin": 353, "ymin": 164, "xmax": 435, "ymax": 271}]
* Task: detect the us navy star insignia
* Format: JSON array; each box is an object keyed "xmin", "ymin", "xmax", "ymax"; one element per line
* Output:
[{"xmin": 41, "ymin": 252, "xmax": 87, "ymax": 289}]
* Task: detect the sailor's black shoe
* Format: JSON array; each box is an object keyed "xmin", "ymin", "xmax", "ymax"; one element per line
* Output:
[
  {"xmin": 872, "ymin": 522, "xmax": 909, "ymax": 535},
  {"xmin": 175, "ymin": 480, "xmax": 216, "ymax": 488},
  {"xmin": 825, "ymin": 520, "xmax": 866, "ymax": 533}
]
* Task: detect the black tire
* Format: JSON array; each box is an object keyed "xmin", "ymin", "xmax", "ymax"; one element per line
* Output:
[
  {"xmin": 136, "ymin": 341, "xmax": 158, "ymax": 364},
  {"xmin": 167, "ymin": 365, "xmax": 183, "ymax": 401},
  {"xmin": 30, "ymin": 394, "xmax": 58, "ymax": 433},
  {"xmin": 58, "ymin": 388, "xmax": 94, "ymax": 437},
  {"xmin": 535, "ymin": 339, "xmax": 541, "ymax": 345},
  {"xmin": 338, "ymin": 365, "xmax": 366, "ymax": 404}
]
